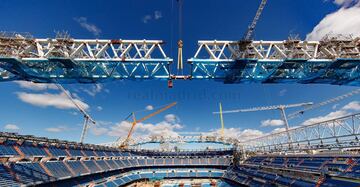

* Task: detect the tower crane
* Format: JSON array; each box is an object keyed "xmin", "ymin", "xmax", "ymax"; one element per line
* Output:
[
  {"xmin": 55, "ymin": 84, "xmax": 96, "ymax": 143},
  {"xmin": 213, "ymin": 102, "xmax": 313, "ymax": 145},
  {"xmin": 287, "ymin": 88, "xmax": 360, "ymax": 119},
  {"xmin": 119, "ymin": 102, "xmax": 177, "ymax": 149},
  {"xmin": 243, "ymin": 0, "xmax": 268, "ymax": 41}
]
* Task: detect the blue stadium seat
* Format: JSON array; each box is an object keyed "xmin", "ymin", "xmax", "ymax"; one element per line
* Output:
[
  {"xmin": 129, "ymin": 159, "xmax": 138, "ymax": 167},
  {"xmin": 102, "ymin": 181, "xmax": 117, "ymax": 187},
  {"xmin": 19, "ymin": 143, "xmax": 48, "ymax": 157},
  {"xmin": 0, "ymin": 144, "xmax": 19, "ymax": 156},
  {"xmin": 164, "ymin": 158, "xmax": 172, "ymax": 165},
  {"xmin": 67, "ymin": 148, "xmax": 84, "ymax": 157},
  {"xmin": 11, "ymin": 162, "xmax": 54, "ymax": 185},
  {"xmin": 114, "ymin": 160, "xmax": 126, "ymax": 168},
  {"xmin": 146, "ymin": 159, "xmax": 154, "ymax": 166},
  {"xmin": 138, "ymin": 159, "xmax": 146, "ymax": 166},
  {"xmin": 66, "ymin": 161, "xmax": 89, "ymax": 176},
  {"xmin": 82, "ymin": 149, "xmax": 96, "ymax": 157},
  {"xmin": 112, "ymin": 178, "xmax": 125, "ymax": 186},
  {"xmin": 82, "ymin": 160, "xmax": 102, "ymax": 173},
  {"xmin": 95, "ymin": 150, "xmax": 106, "ymax": 157},
  {"xmin": 44, "ymin": 161, "xmax": 72, "ymax": 179},
  {"xmin": 121, "ymin": 159, "xmax": 131, "ymax": 167},
  {"xmin": 47, "ymin": 146, "xmax": 68, "ymax": 157},
  {"xmin": 0, "ymin": 164, "xmax": 19, "ymax": 187},
  {"xmin": 96, "ymin": 160, "xmax": 111, "ymax": 171},
  {"xmin": 104, "ymin": 160, "xmax": 118, "ymax": 170}
]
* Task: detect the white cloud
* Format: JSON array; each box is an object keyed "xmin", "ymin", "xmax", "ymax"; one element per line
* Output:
[
  {"xmin": 74, "ymin": 17, "xmax": 101, "ymax": 36},
  {"xmin": 45, "ymin": 126, "xmax": 69, "ymax": 133},
  {"xmin": 261, "ymin": 119, "xmax": 284, "ymax": 127},
  {"xmin": 96, "ymin": 106, "xmax": 103, "ymax": 111},
  {"xmin": 90, "ymin": 115, "xmax": 183, "ymax": 139},
  {"xmin": 70, "ymin": 111, "xmax": 78, "ymax": 116},
  {"xmin": 306, "ymin": 2, "xmax": 360, "ymax": 40},
  {"xmin": 16, "ymin": 91, "xmax": 89, "ymax": 110},
  {"xmin": 15, "ymin": 81, "xmax": 58, "ymax": 91},
  {"xmin": 332, "ymin": 103, "xmax": 339, "ymax": 110},
  {"xmin": 4, "ymin": 124, "xmax": 20, "ymax": 131},
  {"xmin": 271, "ymin": 126, "xmax": 300, "ymax": 134},
  {"xmin": 91, "ymin": 126, "xmax": 108, "ymax": 136},
  {"xmin": 279, "ymin": 89, "xmax": 287, "ymax": 96},
  {"xmin": 342, "ymin": 101, "xmax": 360, "ymax": 110},
  {"xmin": 142, "ymin": 15, "xmax": 152, "ymax": 23},
  {"xmin": 145, "ymin": 105, "xmax": 154, "ymax": 110},
  {"xmin": 142, "ymin": 11, "xmax": 163, "ymax": 23},
  {"xmin": 81, "ymin": 84, "xmax": 103, "ymax": 97},
  {"xmin": 164, "ymin": 114, "xmax": 179, "ymax": 123},
  {"xmin": 271, "ymin": 127, "xmax": 286, "ymax": 133},
  {"xmin": 333, "ymin": 0, "xmax": 360, "ymax": 6},
  {"xmin": 302, "ymin": 101, "xmax": 360, "ymax": 126},
  {"xmin": 154, "ymin": 11, "xmax": 162, "ymax": 19}
]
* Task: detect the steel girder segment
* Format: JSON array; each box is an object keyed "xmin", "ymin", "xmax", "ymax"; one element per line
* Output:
[
  {"xmin": 189, "ymin": 40, "xmax": 360, "ymax": 86},
  {"xmin": 0, "ymin": 67, "xmax": 18, "ymax": 81},
  {"xmin": 0, "ymin": 58, "xmax": 171, "ymax": 83},
  {"xmin": 0, "ymin": 38, "xmax": 172, "ymax": 83},
  {"xmin": 190, "ymin": 59, "xmax": 360, "ymax": 85}
]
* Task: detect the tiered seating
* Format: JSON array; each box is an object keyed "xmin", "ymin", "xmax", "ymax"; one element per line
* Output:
[
  {"xmin": 67, "ymin": 148, "xmax": 84, "ymax": 157},
  {"xmin": 82, "ymin": 160, "xmax": 101, "ymax": 173},
  {"xmin": 0, "ymin": 143, "xmax": 19, "ymax": 156},
  {"xmin": 242, "ymin": 155, "xmax": 360, "ymax": 187},
  {"xmin": 44, "ymin": 161, "xmax": 72, "ymax": 179},
  {"xmin": 0, "ymin": 164, "xmax": 18, "ymax": 187},
  {"xmin": 96, "ymin": 160, "xmax": 111, "ymax": 171},
  {"xmin": 11, "ymin": 162, "xmax": 53, "ymax": 184},
  {"xmin": 47, "ymin": 146, "xmax": 68, "ymax": 157},
  {"xmin": 95, "ymin": 150, "xmax": 106, "ymax": 157},
  {"xmin": 19, "ymin": 142, "xmax": 47, "ymax": 157},
  {"xmin": 104, "ymin": 159, "xmax": 119, "ymax": 170},
  {"xmin": 82, "ymin": 149, "xmax": 96, "ymax": 157},
  {"xmin": 66, "ymin": 161, "xmax": 89, "ymax": 176},
  {"xmin": 0, "ymin": 132, "xmax": 237, "ymax": 186}
]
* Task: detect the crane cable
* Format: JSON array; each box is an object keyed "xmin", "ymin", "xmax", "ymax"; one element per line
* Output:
[{"xmin": 176, "ymin": 0, "xmax": 184, "ymax": 73}]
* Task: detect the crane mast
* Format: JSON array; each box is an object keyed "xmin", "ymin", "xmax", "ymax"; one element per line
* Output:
[
  {"xmin": 243, "ymin": 0, "xmax": 268, "ymax": 41},
  {"xmin": 55, "ymin": 84, "xmax": 96, "ymax": 143}
]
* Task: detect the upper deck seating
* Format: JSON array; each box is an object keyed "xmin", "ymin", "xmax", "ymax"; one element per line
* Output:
[
  {"xmin": 47, "ymin": 146, "xmax": 68, "ymax": 157},
  {"xmin": 67, "ymin": 148, "xmax": 84, "ymax": 157},
  {"xmin": 0, "ymin": 164, "xmax": 19, "ymax": 187},
  {"xmin": 0, "ymin": 143, "xmax": 19, "ymax": 157},
  {"xmin": 44, "ymin": 161, "xmax": 72, "ymax": 179},
  {"xmin": 11, "ymin": 162, "xmax": 53, "ymax": 184},
  {"xmin": 19, "ymin": 142, "xmax": 48, "ymax": 157}
]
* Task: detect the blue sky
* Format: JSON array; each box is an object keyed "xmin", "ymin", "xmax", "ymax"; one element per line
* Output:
[{"xmin": 1, "ymin": 0, "xmax": 360, "ymax": 144}]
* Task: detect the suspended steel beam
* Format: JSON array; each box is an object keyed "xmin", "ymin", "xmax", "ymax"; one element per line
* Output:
[
  {"xmin": 0, "ymin": 36, "xmax": 172, "ymax": 83},
  {"xmin": 189, "ymin": 38, "xmax": 360, "ymax": 85}
]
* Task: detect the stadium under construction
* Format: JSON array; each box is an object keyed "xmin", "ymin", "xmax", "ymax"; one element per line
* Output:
[{"xmin": 1, "ymin": 0, "xmax": 360, "ymax": 186}]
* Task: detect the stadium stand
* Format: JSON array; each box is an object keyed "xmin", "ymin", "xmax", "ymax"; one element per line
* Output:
[{"xmin": 1, "ymin": 132, "xmax": 360, "ymax": 186}]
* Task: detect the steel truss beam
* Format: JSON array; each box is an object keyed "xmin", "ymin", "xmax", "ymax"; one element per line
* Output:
[
  {"xmin": 0, "ymin": 68, "xmax": 18, "ymax": 81},
  {"xmin": 242, "ymin": 113, "xmax": 360, "ymax": 152},
  {"xmin": 0, "ymin": 37, "xmax": 172, "ymax": 83},
  {"xmin": 189, "ymin": 39, "xmax": 360, "ymax": 85}
]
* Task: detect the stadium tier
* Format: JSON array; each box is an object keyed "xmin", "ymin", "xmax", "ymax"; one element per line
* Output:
[{"xmin": 1, "ymin": 132, "xmax": 360, "ymax": 186}]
